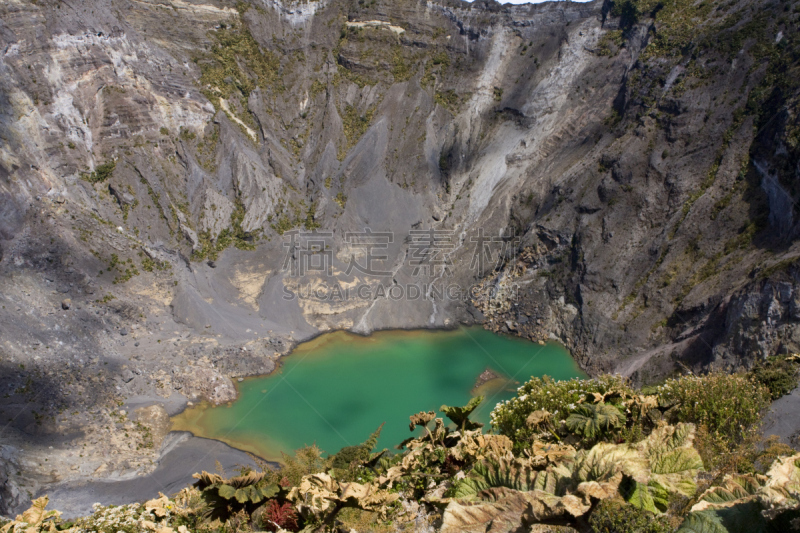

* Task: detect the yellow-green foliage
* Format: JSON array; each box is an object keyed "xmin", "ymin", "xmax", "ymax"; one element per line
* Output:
[
  {"xmin": 391, "ymin": 47, "xmax": 413, "ymax": 81},
  {"xmin": 339, "ymin": 104, "xmax": 375, "ymax": 160},
  {"xmin": 192, "ymin": 198, "xmax": 256, "ymax": 261},
  {"xmin": 597, "ymin": 29, "xmax": 624, "ymax": 56},
  {"xmin": 276, "ymin": 444, "xmax": 332, "ymax": 487},
  {"xmin": 7, "ymin": 381, "xmax": 800, "ymax": 533},
  {"xmin": 198, "ymin": 22, "xmax": 279, "ymax": 107},
  {"xmin": 490, "ymin": 371, "xmax": 773, "ymax": 472},
  {"xmin": 434, "ymin": 90, "xmax": 460, "ymax": 113},
  {"xmin": 611, "ymin": 0, "xmax": 714, "ymax": 59},
  {"xmin": 656, "ymin": 373, "xmax": 771, "ymax": 462},
  {"xmin": 303, "ymin": 201, "xmax": 320, "ymax": 230},
  {"xmin": 81, "ymin": 161, "xmax": 116, "ymax": 184},
  {"xmin": 490, "ymin": 375, "xmax": 635, "ymax": 446}
]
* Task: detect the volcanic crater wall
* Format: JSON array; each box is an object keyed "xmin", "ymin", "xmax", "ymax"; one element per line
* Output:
[{"xmin": 0, "ymin": 0, "xmax": 799, "ymax": 514}]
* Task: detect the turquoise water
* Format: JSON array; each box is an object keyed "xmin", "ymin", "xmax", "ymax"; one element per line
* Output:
[{"xmin": 171, "ymin": 327, "xmax": 585, "ymax": 460}]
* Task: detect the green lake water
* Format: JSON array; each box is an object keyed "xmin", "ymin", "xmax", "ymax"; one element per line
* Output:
[{"xmin": 171, "ymin": 327, "xmax": 586, "ymax": 461}]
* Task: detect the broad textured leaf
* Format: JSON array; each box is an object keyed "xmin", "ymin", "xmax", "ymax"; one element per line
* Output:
[
  {"xmin": 759, "ymin": 452, "xmax": 800, "ymax": 518},
  {"xmin": 648, "ymin": 480, "xmax": 672, "ymax": 511},
  {"xmin": 337, "ymin": 481, "xmax": 400, "ymax": 518},
  {"xmin": 693, "ymin": 475, "xmax": 764, "ymax": 510},
  {"xmin": 624, "ymin": 480, "xmax": 658, "ymax": 513},
  {"xmin": 192, "ymin": 471, "xmax": 224, "ymax": 490},
  {"xmin": 650, "ymin": 448, "xmax": 703, "ymax": 497},
  {"xmin": 576, "ymin": 442, "xmax": 647, "ymax": 484},
  {"xmin": 450, "ymin": 477, "xmax": 488, "ymax": 499},
  {"xmin": 18, "ymin": 497, "xmax": 60, "ymax": 527},
  {"xmin": 217, "ymin": 484, "xmax": 236, "ymax": 499},
  {"xmin": 440, "ymin": 489, "xmax": 590, "ymax": 533},
  {"xmin": 289, "ymin": 474, "xmax": 398, "ymax": 520},
  {"xmin": 259, "ymin": 484, "xmax": 280, "ymax": 499},
  {"xmin": 409, "ymin": 411, "xmax": 436, "ymax": 431},
  {"xmin": 228, "ymin": 471, "xmax": 265, "ymax": 489},
  {"xmin": 287, "ymin": 473, "xmax": 339, "ymax": 517},
  {"xmin": 145, "ymin": 494, "xmax": 171, "ymax": 518},
  {"xmin": 234, "ymin": 487, "xmax": 250, "ymax": 503},
  {"xmin": 678, "ymin": 502, "xmax": 770, "ymax": 533},
  {"xmin": 677, "ymin": 511, "xmax": 732, "ymax": 533},
  {"xmin": 576, "ymin": 472, "xmax": 622, "ymax": 501},
  {"xmin": 651, "ymin": 447, "xmax": 704, "ymax": 475},
  {"xmin": 531, "ymin": 469, "xmax": 563, "ymax": 494},
  {"xmin": 526, "ymin": 409, "xmax": 552, "ymax": 428},
  {"xmin": 469, "ymin": 457, "xmax": 538, "ymax": 493},
  {"xmin": 529, "ymin": 441, "xmax": 575, "ymax": 465},
  {"xmin": 684, "ymin": 453, "xmax": 800, "ymax": 528},
  {"xmin": 441, "ymin": 396, "xmax": 484, "ymax": 430},
  {"xmin": 450, "ymin": 431, "xmax": 513, "ymax": 462},
  {"xmin": 646, "ymin": 423, "xmax": 696, "ymax": 456},
  {"xmin": 565, "ymin": 404, "xmax": 625, "ymax": 440}
]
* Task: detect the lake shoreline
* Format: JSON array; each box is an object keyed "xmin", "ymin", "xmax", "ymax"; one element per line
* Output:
[
  {"xmin": 165, "ymin": 324, "xmax": 474, "ymax": 421},
  {"xmin": 20, "ymin": 326, "xmax": 582, "ymax": 519},
  {"xmin": 170, "ymin": 327, "xmax": 585, "ymax": 462},
  {"xmin": 37, "ymin": 432, "xmax": 273, "ymax": 520}
]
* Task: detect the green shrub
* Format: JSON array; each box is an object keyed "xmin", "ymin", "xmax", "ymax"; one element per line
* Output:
[
  {"xmin": 490, "ymin": 375, "xmax": 635, "ymax": 446},
  {"xmin": 81, "ymin": 161, "xmax": 116, "ymax": 184},
  {"xmin": 749, "ymin": 356, "xmax": 799, "ymax": 400},
  {"xmin": 611, "ymin": 0, "xmax": 641, "ymax": 31},
  {"xmin": 276, "ymin": 444, "xmax": 332, "ymax": 487},
  {"xmin": 590, "ymin": 498, "xmax": 676, "ymax": 533},
  {"xmin": 331, "ymin": 423, "xmax": 383, "ymax": 472},
  {"xmin": 656, "ymin": 373, "xmax": 771, "ymax": 465}
]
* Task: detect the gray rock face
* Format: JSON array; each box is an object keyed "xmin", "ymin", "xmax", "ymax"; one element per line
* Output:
[{"xmin": 0, "ymin": 0, "xmax": 798, "ymax": 514}]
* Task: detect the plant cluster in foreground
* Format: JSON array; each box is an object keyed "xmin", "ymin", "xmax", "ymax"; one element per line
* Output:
[{"xmin": 3, "ymin": 363, "xmax": 800, "ymax": 533}]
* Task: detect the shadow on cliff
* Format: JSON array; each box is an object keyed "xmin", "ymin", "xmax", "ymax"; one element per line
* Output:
[{"xmin": 0, "ymin": 359, "xmax": 88, "ymax": 444}]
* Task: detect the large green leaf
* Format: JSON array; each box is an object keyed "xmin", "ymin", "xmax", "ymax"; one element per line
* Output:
[
  {"xmin": 576, "ymin": 442, "xmax": 647, "ymax": 484},
  {"xmin": 625, "ymin": 423, "xmax": 704, "ymax": 511},
  {"xmin": 450, "ymin": 477, "xmax": 488, "ymax": 499},
  {"xmin": 677, "ymin": 511, "xmax": 732, "ymax": 533},
  {"xmin": 260, "ymin": 483, "xmax": 280, "ymax": 499},
  {"xmin": 227, "ymin": 471, "xmax": 266, "ymax": 488},
  {"xmin": 677, "ymin": 502, "xmax": 770, "ymax": 533},
  {"xmin": 700, "ymin": 475, "xmax": 764, "ymax": 505},
  {"xmin": 453, "ymin": 458, "xmax": 536, "ymax": 495},
  {"xmin": 565, "ymin": 404, "xmax": 625, "ymax": 440},
  {"xmin": 217, "ymin": 484, "xmax": 236, "ymax": 499},
  {"xmin": 624, "ymin": 479, "xmax": 658, "ymax": 514},
  {"xmin": 681, "ymin": 453, "xmax": 800, "ymax": 532},
  {"xmin": 650, "ymin": 448, "xmax": 703, "ymax": 498},
  {"xmin": 441, "ymin": 396, "xmax": 484, "ymax": 431},
  {"xmin": 234, "ymin": 487, "xmax": 251, "ymax": 503},
  {"xmin": 648, "ymin": 480, "xmax": 671, "ymax": 512}
]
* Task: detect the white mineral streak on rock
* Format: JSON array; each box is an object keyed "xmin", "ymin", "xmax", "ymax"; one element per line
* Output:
[
  {"xmin": 219, "ymin": 98, "xmax": 258, "ymax": 141},
  {"xmin": 345, "ymin": 20, "xmax": 405, "ymax": 35},
  {"xmin": 263, "ymin": 0, "xmax": 331, "ymax": 25},
  {"xmin": 467, "ymin": 20, "xmax": 602, "ymax": 221}
]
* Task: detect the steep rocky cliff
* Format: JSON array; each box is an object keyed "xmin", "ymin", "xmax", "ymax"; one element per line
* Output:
[{"xmin": 0, "ymin": 0, "xmax": 798, "ymax": 514}]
